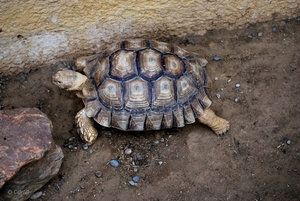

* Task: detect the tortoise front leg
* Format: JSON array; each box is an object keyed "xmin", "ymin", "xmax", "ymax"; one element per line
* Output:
[
  {"xmin": 197, "ymin": 108, "xmax": 230, "ymax": 135},
  {"xmin": 75, "ymin": 108, "xmax": 98, "ymax": 145}
]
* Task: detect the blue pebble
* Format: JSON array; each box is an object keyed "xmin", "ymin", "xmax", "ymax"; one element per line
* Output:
[
  {"xmin": 128, "ymin": 181, "xmax": 135, "ymax": 186},
  {"xmin": 136, "ymin": 153, "xmax": 143, "ymax": 161},
  {"xmin": 213, "ymin": 56, "xmax": 220, "ymax": 61},
  {"xmin": 132, "ymin": 175, "xmax": 140, "ymax": 182},
  {"xmin": 110, "ymin": 159, "xmax": 119, "ymax": 167},
  {"xmin": 272, "ymin": 27, "xmax": 277, "ymax": 32}
]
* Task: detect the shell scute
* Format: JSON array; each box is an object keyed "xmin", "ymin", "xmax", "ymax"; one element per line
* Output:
[
  {"xmin": 150, "ymin": 40, "xmax": 172, "ymax": 53},
  {"xmin": 111, "ymin": 111, "xmax": 130, "ymax": 130},
  {"xmin": 95, "ymin": 109, "xmax": 111, "ymax": 127},
  {"xmin": 177, "ymin": 76, "xmax": 198, "ymax": 104},
  {"xmin": 93, "ymin": 57, "xmax": 109, "ymax": 86},
  {"xmin": 152, "ymin": 76, "xmax": 175, "ymax": 109},
  {"xmin": 124, "ymin": 39, "xmax": 148, "ymax": 50},
  {"xmin": 98, "ymin": 79, "xmax": 123, "ymax": 109},
  {"xmin": 124, "ymin": 77, "xmax": 150, "ymax": 111},
  {"xmin": 129, "ymin": 113, "xmax": 146, "ymax": 130},
  {"xmin": 139, "ymin": 49, "xmax": 163, "ymax": 79},
  {"xmin": 163, "ymin": 55, "xmax": 185, "ymax": 78},
  {"xmin": 110, "ymin": 50, "xmax": 136, "ymax": 79}
]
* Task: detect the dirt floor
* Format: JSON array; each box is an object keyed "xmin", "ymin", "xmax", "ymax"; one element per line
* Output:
[{"xmin": 0, "ymin": 18, "xmax": 299, "ymax": 201}]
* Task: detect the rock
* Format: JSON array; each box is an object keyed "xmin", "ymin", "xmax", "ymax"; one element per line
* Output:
[
  {"xmin": 83, "ymin": 144, "xmax": 89, "ymax": 150},
  {"xmin": 30, "ymin": 191, "xmax": 43, "ymax": 200},
  {"xmin": 132, "ymin": 176, "xmax": 140, "ymax": 183},
  {"xmin": 124, "ymin": 148, "xmax": 132, "ymax": 155},
  {"xmin": 0, "ymin": 108, "xmax": 64, "ymax": 201},
  {"xmin": 110, "ymin": 159, "xmax": 120, "ymax": 168},
  {"xmin": 213, "ymin": 56, "xmax": 221, "ymax": 61},
  {"xmin": 95, "ymin": 171, "xmax": 103, "ymax": 178},
  {"xmin": 128, "ymin": 181, "xmax": 135, "ymax": 186}
]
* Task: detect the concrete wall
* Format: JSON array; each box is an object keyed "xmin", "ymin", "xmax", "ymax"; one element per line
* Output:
[{"xmin": 0, "ymin": 0, "xmax": 299, "ymax": 76}]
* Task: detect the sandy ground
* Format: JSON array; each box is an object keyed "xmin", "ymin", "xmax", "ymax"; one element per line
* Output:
[{"xmin": 0, "ymin": 18, "xmax": 299, "ymax": 201}]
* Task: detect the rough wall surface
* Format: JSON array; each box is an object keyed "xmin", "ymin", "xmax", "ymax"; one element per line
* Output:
[{"xmin": 0, "ymin": 0, "xmax": 299, "ymax": 76}]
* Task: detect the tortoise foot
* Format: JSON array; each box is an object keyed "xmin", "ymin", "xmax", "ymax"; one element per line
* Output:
[
  {"xmin": 197, "ymin": 108, "xmax": 230, "ymax": 135},
  {"xmin": 75, "ymin": 109, "xmax": 98, "ymax": 145}
]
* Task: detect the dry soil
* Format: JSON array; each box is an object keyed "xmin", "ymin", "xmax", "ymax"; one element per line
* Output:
[{"xmin": 0, "ymin": 19, "xmax": 299, "ymax": 201}]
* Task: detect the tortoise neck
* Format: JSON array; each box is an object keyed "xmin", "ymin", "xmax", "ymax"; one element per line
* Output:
[{"xmin": 69, "ymin": 72, "xmax": 87, "ymax": 91}]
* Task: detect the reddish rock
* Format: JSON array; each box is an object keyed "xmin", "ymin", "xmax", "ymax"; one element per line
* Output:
[{"xmin": 0, "ymin": 108, "xmax": 63, "ymax": 201}]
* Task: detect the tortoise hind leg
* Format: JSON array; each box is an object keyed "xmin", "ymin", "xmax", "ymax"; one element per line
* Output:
[
  {"xmin": 75, "ymin": 108, "xmax": 98, "ymax": 145},
  {"xmin": 197, "ymin": 108, "xmax": 230, "ymax": 135}
]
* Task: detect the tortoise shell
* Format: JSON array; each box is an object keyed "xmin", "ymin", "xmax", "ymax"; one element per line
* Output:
[{"xmin": 80, "ymin": 39, "xmax": 212, "ymax": 131}]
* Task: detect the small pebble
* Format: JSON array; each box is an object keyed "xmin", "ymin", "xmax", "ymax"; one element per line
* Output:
[
  {"xmin": 153, "ymin": 140, "xmax": 159, "ymax": 144},
  {"xmin": 68, "ymin": 144, "xmax": 73, "ymax": 149},
  {"xmin": 133, "ymin": 167, "xmax": 139, "ymax": 172},
  {"xmin": 235, "ymin": 83, "xmax": 241, "ymax": 88},
  {"xmin": 103, "ymin": 130, "xmax": 111, "ymax": 136},
  {"xmin": 30, "ymin": 191, "xmax": 43, "ymax": 200},
  {"xmin": 58, "ymin": 174, "xmax": 65, "ymax": 180},
  {"xmin": 160, "ymin": 138, "xmax": 165, "ymax": 142},
  {"xmin": 70, "ymin": 187, "xmax": 80, "ymax": 194},
  {"xmin": 20, "ymin": 75, "xmax": 26, "ymax": 81},
  {"xmin": 247, "ymin": 34, "xmax": 253, "ymax": 39},
  {"xmin": 186, "ymin": 38, "xmax": 195, "ymax": 45},
  {"xmin": 214, "ymin": 77, "xmax": 218, "ymax": 81},
  {"xmin": 147, "ymin": 146, "xmax": 153, "ymax": 151},
  {"xmin": 272, "ymin": 27, "xmax": 277, "ymax": 32},
  {"xmin": 125, "ymin": 148, "xmax": 132, "ymax": 155},
  {"xmin": 248, "ymin": 25, "xmax": 254, "ymax": 29},
  {"xmin": 54, "ymin": 183, "xmax": 61, "ymax": 190},
  {"xmin": 110, "ymin": 159, "xmax": 120, "ymax": 167},
  {"xmin": 136, "ymin": 153, "xmax": 143, "ymax": 161},
  {"xmin": 132, "ymin": 175, "xmax": 140, "ymax": 182},
  {"xmin": 158, "ymin": 161, "xmax": 163, "ymax": 165},
  {"xmin": 258, "ymin": 32, "xmax": 263, "ymax": 37},
  {"xmin": 83, "ymin": 144, "xmax": 89, "ymax": 150},
  {"xmin": 95, "ymin": 170, "xmax": 103, "ymax": 178},
  {"xmin": 234, "ymin": 98, "xmax": 239, "ymax": 103},
  {"xmin": 286, "ymin": 140, "xmax": 291, "ymax": 145},
  {"xmin": 216, "ymin": 94, "xmax": 221, "ymax": 99},
  {"xmin": 128, "ymin": 181, "xmax": 135, "ymax": 186},
  {"xmin": 69, "ymin": 136, "xmax": 76, "ymax": 141},
  {"xmin": 213, "ymin": 56, "xmax": 221, "ymax": 61}
]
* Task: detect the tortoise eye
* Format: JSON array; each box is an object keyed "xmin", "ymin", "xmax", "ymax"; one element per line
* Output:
[{"xmin": 58, "ymin": 81, "xmax": 62, "ymax": 84}]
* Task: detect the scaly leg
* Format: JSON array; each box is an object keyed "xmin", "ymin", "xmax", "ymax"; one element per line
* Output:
[
  {"xmin": 197, "ymin": 108, "xmax": 230, "ymax": 135},
  {"xmin": 75, "ymin": 108, "xmax": 98, "ymax": 145}
]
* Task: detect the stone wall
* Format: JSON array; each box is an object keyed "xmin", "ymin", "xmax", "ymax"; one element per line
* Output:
[{"xmin": 0, "ymin": 0, "xmax": 299, "ymax": 76}]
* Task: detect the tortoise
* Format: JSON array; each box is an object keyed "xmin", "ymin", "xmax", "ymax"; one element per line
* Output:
[{"xmin": 53, "ymin": 39, "xmax": 230, "ymax": 145}]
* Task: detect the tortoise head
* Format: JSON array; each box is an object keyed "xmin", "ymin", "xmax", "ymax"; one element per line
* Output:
[{"xmin": 52, "ymin": 69, "xmax": 86, "ymax": 91}]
